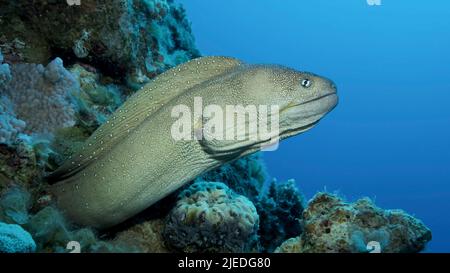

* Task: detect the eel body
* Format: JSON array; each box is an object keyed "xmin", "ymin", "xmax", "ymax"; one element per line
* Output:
[{"xmin": 48, "ymin": 56, "xmax": 338, "ymax": 229}]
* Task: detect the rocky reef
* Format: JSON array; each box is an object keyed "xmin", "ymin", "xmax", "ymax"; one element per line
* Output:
[
  {"xmin": 115, "ymin": 219, "xmax": 168, "ymax": 253},
  {"xmin": 0, "ymin": 0, "xmax": 432, "ymax": 253},
  {"xmin": 256, "ymin": 180, "xmax": 305, "ymax": 252},
  {"xmin": 0, "ymin": 0, "xmax": 200, "ymax": 87},
  {"xmin": 275, "ymin": 193, "xmax": 432, "ymax": 253}
]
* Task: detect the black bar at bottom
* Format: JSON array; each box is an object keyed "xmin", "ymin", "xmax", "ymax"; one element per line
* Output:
[{"xmin": 0, "ymin": 253, "xmax": 445, "ymax": 272}]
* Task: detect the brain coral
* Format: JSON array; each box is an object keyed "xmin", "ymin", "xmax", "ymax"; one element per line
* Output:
[
  {"xmin": 0, "ymin": 58, "xmax": 79, "ymax": 135},
  {"xmin": 164, "ymin": 181, "xmax": 259, "ymax": 253},
  {"xmin": 275, "ymin": 193, "xmax": 432, "ymax": 253}
]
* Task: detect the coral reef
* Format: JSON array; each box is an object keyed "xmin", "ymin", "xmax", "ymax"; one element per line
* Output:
[
  {"xmin": 0, "ymin": 0, "xmax": 200, "ymax": 86},
  {"xmin": 0, "ymin": 222, "xmax": 36, "ymax": 253},
  {"xmin": 0, "ymin": 52, "xmax": 11, "ymax": 87},
  {"xmin": 164, "ymin": 181, "xmax": 259, "ymax": 253},
  {"xmin": 47, "ymin": 127, "xmax": 92, "ymax": 169},
  {"xmin": 256, "ymin": 179, "xmax": 305, "ymax": 252},
  {"xmin": 23, "ymin": 206, "xmax": 136, "ymax": 253},
  {"xmin": 0, "ymin": 187, "xmax": 31, "ymax": 225},
  {"xmin": 0, "ymin": 53, "xmax": 25, "ymax": 144},
  {"xmin": 115, "ymin": 219, "xmax": 169, "ymax": 253},
  {"xmin": 0, "ymin": 0, "xmax": 201, "ymax": 253},
  {"xmin": 0, "ymin": 96, "xmax": 26, "ymax": 145},
  {"xmin": 47, "ymin": 64, "xmax": 125, "ymax": 168},
  {"xmin": 0, "ymin": 58, "xmax": 79, "ymax": 135},
  {"xmin": 0, "ymin": 141, "xmax": 41, "ymax": 193},
  {"xmin": 69, "ymin": 64, "xmax": 124, "ymax": 127},
  {"xmin": 275, "ymin": 193, "xmax": 432, "ymax": 253},
  {"xmin": 0, "ymin": 187, "xmax": 135, "ymax": 253},
  {"xmin": 0, "ymin": 57, "xmax": 124, "ymax": 151},
  {"xmin": 196, "ymin": 153, "xmax": 267, "ymax": 203}
]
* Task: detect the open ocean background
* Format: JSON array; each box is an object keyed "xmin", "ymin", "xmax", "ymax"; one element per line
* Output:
[{"xmin": 183, "ymin": 0, "xmax": 450, "ymax": 252}]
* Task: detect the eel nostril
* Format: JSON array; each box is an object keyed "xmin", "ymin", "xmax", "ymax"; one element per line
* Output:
[{"xmin": 330, "ymin": 81, "xmax": 337, "ymax": 90}]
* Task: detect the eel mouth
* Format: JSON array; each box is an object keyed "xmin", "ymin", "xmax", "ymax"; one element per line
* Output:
[
  {"xmin": 280, "ymin": 92, "xmax": 338, "ymax": 121},
  {"xmin": 277, "ymin": 91, "xmax": 338, "ymax": 139},
  {"xmin": 279, "ymin": 119, "xmax": 321, "ymax": 140},
  {"xmin": 282, "ymin": 92, "xmax": 338, "ymax": 112}
]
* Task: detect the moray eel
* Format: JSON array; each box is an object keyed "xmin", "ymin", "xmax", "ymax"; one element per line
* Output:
[{"xmin": 47, "ymin": 56, "xmax": 338, "ymax": 229}]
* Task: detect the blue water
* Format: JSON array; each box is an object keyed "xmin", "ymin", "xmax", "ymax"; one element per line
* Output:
[{"xmin": 182, "ymin": 0, "xmax": 450, "ymax": 252}]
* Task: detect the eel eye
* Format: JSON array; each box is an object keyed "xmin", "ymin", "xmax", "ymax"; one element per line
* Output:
[{"xmin": 301, "ymin": 79, "xmax": 312, "ymax": 88}]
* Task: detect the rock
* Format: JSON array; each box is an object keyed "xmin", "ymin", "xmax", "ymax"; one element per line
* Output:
[
  {"xmin": 0, "ymin": 0, "xmax": 200, "ymax": 85},
  {"xmin": 275, "ymin": 193, "xmax": 432, "ymax": 253},
  {"xmin": 0, "ymin": 187, "xmax": 31, "ymax": 225},
  {"xmin": 0, "ymin": 141, "xmax": 39, "ymax": 192},
  {"xmin": 256, "ymin": 179, "xmax": 305, "ymax": 252},
  {"xmin": 115, "ymin": 219, "xmax": 169, "ymax": 253}
]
